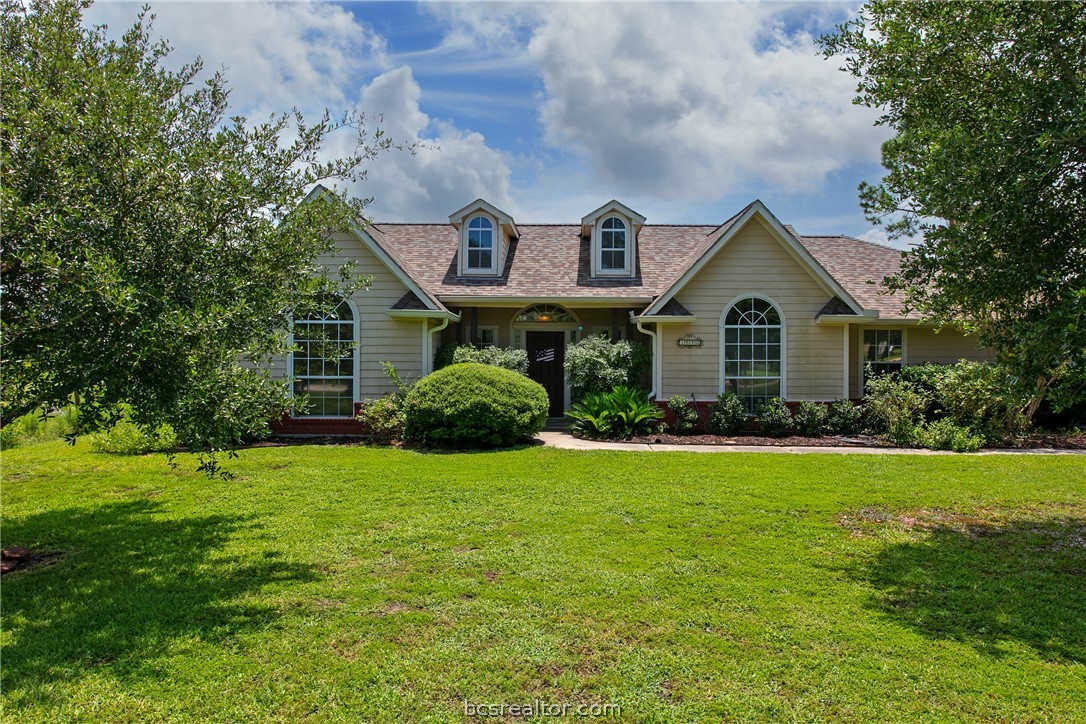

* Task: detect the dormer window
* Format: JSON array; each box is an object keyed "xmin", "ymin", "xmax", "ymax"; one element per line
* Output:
[
  {"xmin": 582, "ymin": 200, "xmax": 643, "ymax": 278},
  {"xmin": 449, "ymin": 199, "xmax": 517, "ymax": 277},
  {"xmin": 467, "ymin": 216, "xmax": 494, "ymax": 271},
  {"xmin": 600, "ymin": 217, "xmax": 627, "ymax": 271}
]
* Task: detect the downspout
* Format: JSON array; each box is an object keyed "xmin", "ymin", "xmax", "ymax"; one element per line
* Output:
[
  {"xmin": 634, "ymin": 317, "xmax": 658, "ymax": 400},
  {"xmin": 424, "ymin": 317, "xmax": 451, "ymax": 375}
]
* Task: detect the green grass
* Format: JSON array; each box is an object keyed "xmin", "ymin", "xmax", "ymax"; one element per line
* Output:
[{"xmin": 2, "ymin": 442, "xmax": 1084, "ymax": 721}]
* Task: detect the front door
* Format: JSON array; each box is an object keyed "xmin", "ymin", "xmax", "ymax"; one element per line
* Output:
[{"xmin": 526, "ymin": 331, "xmax": 566, "ymax": 416}]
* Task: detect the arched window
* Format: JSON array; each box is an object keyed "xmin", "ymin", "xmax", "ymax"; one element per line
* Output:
[
  {"xmin": 467, "ymin": 216, "xmax": 494, "ymax": 270},
  {"xmin": 722, "ymin": 296, "xmax": 782, "ymax": 413},
  {"xmin": 292, "ymin": 299, "xmax": 356, "ymax": 417},
  {"xmin": 514, "ymin": 304, "xmax": 576, "ymax": 324},
  {"xmin": 600, "ymin": 216, "xmax": 627, "ymax": 270}
]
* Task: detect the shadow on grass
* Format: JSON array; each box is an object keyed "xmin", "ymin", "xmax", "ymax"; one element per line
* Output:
[
  {"xmin": 1, "ymin": 500, "xmax": 318, "ymax": 700},
  {"xmin": 858, "ymin": 514, "xmax": 1086, "ymax": 663}
]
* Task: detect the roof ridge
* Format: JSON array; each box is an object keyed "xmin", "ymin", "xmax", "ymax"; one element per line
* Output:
[{"xmin": 802, "ymin": 233, "xmax": 903, "ymax": 252}]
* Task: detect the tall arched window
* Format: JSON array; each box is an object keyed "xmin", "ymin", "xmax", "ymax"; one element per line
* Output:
[
  {"xmin": 292, "ymin": 299, "xmax": 356, "ymax": 417},
  {"xmin": 600, "ymin": 216, "xmax": 627, "ymax": 270},
  {"xmin": 467, "ymin": 216, "xmax": 494, "ymax": 270},
  {"xmin": 723, "ymin": 296, "xmax": 782, "ymax": 413}
]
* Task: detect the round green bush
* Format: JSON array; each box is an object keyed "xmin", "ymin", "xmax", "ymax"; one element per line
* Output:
[{"xmin": 404, "ymin": 363, "xmax": 549, "ymax": 448}]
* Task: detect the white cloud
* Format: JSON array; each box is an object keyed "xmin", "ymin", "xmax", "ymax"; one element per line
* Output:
[
  {"xmin": 858, "ymin": 228, "xmax": 920, "ymax": 250},
  {"xmin": 438, "ymin": 2, "xmax": 889, "ymax": 202},
  {"xmin": 87, "ymin": 1, "xmax": 388, "ymax": 118},
  {"xmin": 350, "ymin": 67, "xmax": 517, "ymax": 221},
  {"xmin": 84, "ymin": 2, "xmax": 516, "ymax": 221}
]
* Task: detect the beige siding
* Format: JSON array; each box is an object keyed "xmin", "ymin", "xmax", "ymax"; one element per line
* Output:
[
  {"xmin": 330, "ymin": 232, "xmax": 424, "ymax": 397},
  {"xmin": 907, "ymin": 327, "xmax": 993, "ymax": 365},
  {"xmin": 849, "ymin": 326, "xmax": 862, "ymax": 400},
  {"xmin": 266, "ymin": 231, "xmax": 424, "ymax": 399},
  {"xmin": 658, "ymin": 217, "xmax": 845, "ymax": 401}
]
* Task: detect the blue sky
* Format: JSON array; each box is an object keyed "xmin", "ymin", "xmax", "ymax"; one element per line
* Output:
[{"xmin": 90, "ymin": 1, "xmax": 900, "ymax": 245}]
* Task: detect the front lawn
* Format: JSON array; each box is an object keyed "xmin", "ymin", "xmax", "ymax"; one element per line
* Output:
[{"xmin": 2, "ymin": 442, "xmax": 1084, "ymax": 721}]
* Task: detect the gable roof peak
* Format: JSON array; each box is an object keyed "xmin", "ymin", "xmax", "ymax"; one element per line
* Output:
[
  {"xmin": 448, "ymin": 198, "xmax": 518, "ymax": 237},
  {"xmin": 581, "ymin": 199, "xmax": 647, "ymax": 228}
]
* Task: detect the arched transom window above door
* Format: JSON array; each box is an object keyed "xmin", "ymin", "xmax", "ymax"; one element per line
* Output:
[{"xmin": 514, "ymin": 304, "xmax": 576, "ymax": 324}]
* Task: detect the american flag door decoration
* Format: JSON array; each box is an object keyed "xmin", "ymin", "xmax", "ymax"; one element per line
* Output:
[{"xmin": 535, "ymin": 348, "xmax": 555, "ymax": 363}]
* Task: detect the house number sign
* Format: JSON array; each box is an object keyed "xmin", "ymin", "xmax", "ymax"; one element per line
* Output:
[{"xmin": 676, "ymin": 334, "xmax": 703, "ymax": 348}]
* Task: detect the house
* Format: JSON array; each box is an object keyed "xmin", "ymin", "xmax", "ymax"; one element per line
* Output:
[{"xmin": 273, "ymin": 190, "xmax": 992, "ymax": 434}]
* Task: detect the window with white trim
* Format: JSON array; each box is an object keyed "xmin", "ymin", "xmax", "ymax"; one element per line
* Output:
[
  {"xmin": 723, "ymin": 297, "xmax": 782, "ymax": 413},
  {"xmin": 292, "ymin": 300, "xmax": 356, "ymax": 417},
  {"xmin": 600, "ymin": 216, "xmax": 627, "ymax": 271},
  {"xmin": 863, "ymin": 329, "xmax": 903, "ymax": 389},
  {"xmin": 466, "ymin": 216, "xmax": 494, "ymax": 271}
]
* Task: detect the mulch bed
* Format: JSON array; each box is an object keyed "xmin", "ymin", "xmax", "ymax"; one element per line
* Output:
[
  {"xmin": 618, "ymin": 430, "xmax": 1086, "ymax": 449},
  {"xmin": 625, "ymin": 432, "xmax": 881, "ymax": 447}
]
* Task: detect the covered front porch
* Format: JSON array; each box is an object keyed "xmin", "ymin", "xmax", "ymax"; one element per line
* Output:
[{"xmin": 437, "ymin": 300, "xmax": 653, "ymax": 415}]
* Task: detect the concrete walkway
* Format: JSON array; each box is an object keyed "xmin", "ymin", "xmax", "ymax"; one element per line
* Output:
[{"xmin": 535, "ymin": 430, "xmax": 1086, "ymax": 455}]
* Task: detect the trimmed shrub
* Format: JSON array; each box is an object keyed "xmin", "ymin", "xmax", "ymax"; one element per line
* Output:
[
  {"xmin": 451, "ymin": 345, "xmax": 529, "ymax": 375},
  {"xmin": 565, "ymin": 336, "xmax": 646, "ymax": 402},
  {"xmin": 707, "ymin": 392, "xmax": 748, "ymax": 435},
  {"xmin": 567, "ymin": 386, "xmax": 663, "ymax": 439},
  {"xmin": 404, "ymin": 363, "xmax": 548, "ymax": 448},
  {"xmin": 755, "ymin": 398, "xmax": 792, "ymax": 437},
  {"xmin": 920, "ymin": 418, "xmax": 985, "ymax": 453},
  {"xmin": 826, "ymin": 399, "xmax": 864, "ymax": 436},
  {"xmin": 792, "ymin": 401, "xmax": 829, "ymax": 437},
  {"xmin": 90, "ymin": 416, "xmax": 177, "ymax": 455},
  {"xmin": 667, "ymin": 395, "xmax": 700, "ymax": 434}
]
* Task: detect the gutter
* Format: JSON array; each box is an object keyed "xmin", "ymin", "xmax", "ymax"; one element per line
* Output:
[{"xmin": 633, "ymin": 314, "xmax": 660, "ymax": 400}]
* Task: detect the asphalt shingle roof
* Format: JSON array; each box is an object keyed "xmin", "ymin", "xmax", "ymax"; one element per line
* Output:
[{"xmin": 362, "ymin": 217, "xmax": 914, "ymax": 319}]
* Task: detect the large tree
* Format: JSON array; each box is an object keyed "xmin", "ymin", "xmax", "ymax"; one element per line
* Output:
[
  {"xmin": 822, "ymin": 1, "xmax": 1086, "ymax": 414},
  {"xmin": 1, "ymin": 0, "xmax": 394, "ymax": 454}
]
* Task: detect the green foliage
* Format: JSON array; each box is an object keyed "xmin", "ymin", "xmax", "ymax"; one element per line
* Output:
[
  {"xmin": 89, "ymin": 415, "xmax": 178, "ymax": 455},
  {"xmin": 0, "ymin": 0, "xmax": 402, "ymax": 456},
  {"xmin": 826, "ymin": 399, "xmax": 864, "ymax": 436},
  {"xmin": 920, "ymin": 418, "xmax": 986, "ymax": 453},
  {"xmin": 0, "ymin": 405, "xmax": 79, "ymax": 450},
  {"xmin": 566, "ymin": 386, "xmax": 664, "ymax": 439},
  {"xmin": 564, "ymin": 335, "xmax": 647, "ymax": 402},
  {"xmin": 667, "ymin": 395, "xmax": 700, "ymax": 434},
  {"xmin": 356, "ymin": 395, "xmax": 405, "ymax": 444},
  {"xmin": 432, "ymin": 342, "xmax": 459, "ymax": 371},
  {"xmin": 821, "ymin": 2, "xmax": 1086, "ymax": 415},
  {"xmin": 863, "ymin": 370, "xmax": 933, "ymax": 446},
  {"xmin": 451, "ymin": 345, "xmax": 529, "ymax": 375},
  {"xmin": 755, "ymin": 398, "xmax": 793, "ymax": 438},
  {"xmin": 792, "ymin": 401, "xmax": 829, "ymax": 438},
  {"xmin": 357, "ymin": 363, "xmax": 412, "ymax": 443},
  {"xmin": 901, "ymin": 361, "xmax": 1030, "ymax": 442},
  {"xmin": 707, "ymin": 392, "xmax": 749, "ymax": 435},
  {"xmin": 403, "ymin": 363, "xmax": 548, "ymax": 448}
]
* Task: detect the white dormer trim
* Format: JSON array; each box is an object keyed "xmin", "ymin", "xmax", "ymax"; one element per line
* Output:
[
  {"xmin": 448, "ymin": 198, "xmax": 518, "ymax": 278},
  {"xmin": 581, "ymin": 200, "xmax": 645, "ymax": 279}
]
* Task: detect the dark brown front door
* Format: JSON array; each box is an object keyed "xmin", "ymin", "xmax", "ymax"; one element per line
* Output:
[{"xmin": 526, "ymin": 331, "xmax": 566, "ymax": 416}]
